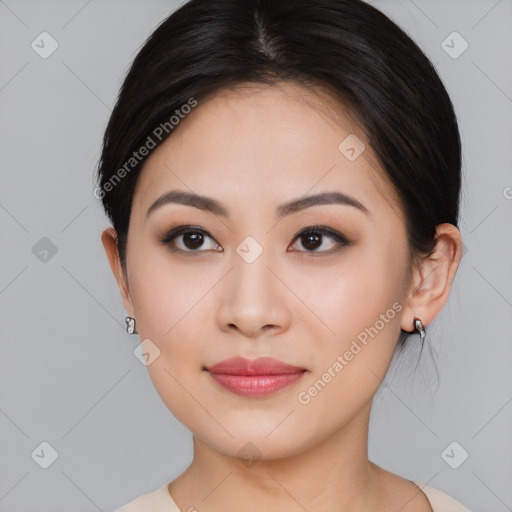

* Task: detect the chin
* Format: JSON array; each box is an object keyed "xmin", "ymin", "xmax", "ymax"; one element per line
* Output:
[{"xmin": 196, "ymin": 424, "xmax": 316, "ymax": 463}]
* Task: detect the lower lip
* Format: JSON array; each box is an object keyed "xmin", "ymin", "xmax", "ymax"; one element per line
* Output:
[{"xmin": 207, "ymin": 371, "xmax": 306, "ymax": 396}]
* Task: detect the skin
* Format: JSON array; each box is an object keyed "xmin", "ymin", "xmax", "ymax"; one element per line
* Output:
[{"xmin": 102, "ymin": 81, "xmax": 462, "ymax": 512}]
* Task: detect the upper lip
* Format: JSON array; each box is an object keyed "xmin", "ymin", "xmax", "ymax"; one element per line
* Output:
[{"xmin": 205, "ymin": 356, "xmax": 306, "ymax": 375}]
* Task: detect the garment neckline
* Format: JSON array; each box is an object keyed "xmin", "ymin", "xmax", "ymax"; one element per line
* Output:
[
  {"xmin": 410, "ymin": 480, "xmax": 434, "ymax": 510},
  {"xmin": 160, "ymin": 481, "xmax": 435, "ymax": 511}
]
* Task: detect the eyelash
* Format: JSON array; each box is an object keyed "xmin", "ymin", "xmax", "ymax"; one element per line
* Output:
[{"xmin": 159, "ymin": 224, "xmax": 351, "ymax": 258}]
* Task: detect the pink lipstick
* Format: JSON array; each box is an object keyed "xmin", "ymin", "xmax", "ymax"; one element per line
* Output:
[{"xmin": 205, "ymin": 356, "xmax": 307, "ymax": 397}]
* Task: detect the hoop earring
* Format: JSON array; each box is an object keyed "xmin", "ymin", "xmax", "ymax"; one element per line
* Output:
[
  {"xmin": 413, "ymin": 316, "xmax": 425, "ymax": 342},
  {"xmin": 125, "ymin": 316, "xmax": 137, "ymax": 335}
]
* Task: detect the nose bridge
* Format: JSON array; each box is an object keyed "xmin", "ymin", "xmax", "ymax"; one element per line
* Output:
[
  {"xmin": 215, "ymin": 230, "xmax": 289, "ymax": 336},
  {"xmin": 231, "ymin": 234, "xmax": 275, "ymax": 301}
]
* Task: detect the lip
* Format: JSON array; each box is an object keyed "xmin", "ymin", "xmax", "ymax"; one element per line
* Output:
[
  {"xmin": 206, "ymin": 356, "xmax": 306, "ymax": 375},
  {"xmin": 205, "ymin": 356, "xmax": 307, "ymax": 397}
]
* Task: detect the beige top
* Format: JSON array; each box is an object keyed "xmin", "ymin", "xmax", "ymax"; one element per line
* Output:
[{"xmin": 113, "ymin": 480, "xmax": 472, "ymax": 511}]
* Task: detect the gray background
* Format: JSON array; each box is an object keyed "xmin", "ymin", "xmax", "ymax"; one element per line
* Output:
[{"xmin": 1, "ymin": 0, "xmax": 511, "ymax": 511}]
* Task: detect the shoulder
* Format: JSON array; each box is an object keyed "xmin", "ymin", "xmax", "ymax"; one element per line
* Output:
[
  {"xmin": 113, "ymin": 483, "xmax": 179, "ymax": 512},
  {"xmin": 412, "ymin": 481, "xmax": 472, "ymax": 512}
]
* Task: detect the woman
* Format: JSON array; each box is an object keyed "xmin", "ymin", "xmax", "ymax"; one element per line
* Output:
[{"xmin": 96, "ymin": 0, "xmax": 472, "ymax": 510}]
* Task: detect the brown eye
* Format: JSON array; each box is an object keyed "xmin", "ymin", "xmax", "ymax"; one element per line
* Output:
[
  {"xmin": 300, "ymin": 232, "xmax": 323, "ymax": 251},
  {"xmin": 289, "ymin": 225, "xmax": 350, "ymax": 256},
  {"xmin": 160, "ymin": 226, "xmax": 222, "ymax": 253},
  {"xmin": 181, "ymin": 231, "xmax": 205, "ymax": 250}
]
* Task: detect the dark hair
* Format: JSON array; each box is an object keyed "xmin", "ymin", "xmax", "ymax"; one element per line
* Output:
[{"xmin": 95, "ymin": 0, "xmax": 461, "ymax": 353}]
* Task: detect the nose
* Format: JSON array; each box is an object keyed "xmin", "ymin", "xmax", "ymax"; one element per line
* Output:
[{"xmin": 216, "ymin": 247, "xmax": 291, "ymax": 339}]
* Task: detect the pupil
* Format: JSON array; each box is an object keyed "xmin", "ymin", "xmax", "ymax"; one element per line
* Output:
[
  {"xmin": 184, "ymin": 232, "xmax": 203, "ymax": 249},
  {"xmin": 303, "ymin": 233, "xmax": 321, "ymax": 250}
]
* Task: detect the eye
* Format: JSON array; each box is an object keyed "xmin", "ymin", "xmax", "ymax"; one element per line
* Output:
[
  {"xmin": 160, "ymin": 225, "xmax": 221, "ymax": 254},
  {"xmin": 288, "ymin": 224, "xmax": 350, "ymax": 256},
  {"xmin": 160, "ymin": 224, "xmax": 350, "ymax": 256}
]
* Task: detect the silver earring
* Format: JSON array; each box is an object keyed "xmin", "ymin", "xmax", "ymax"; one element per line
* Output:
[
  {"xmin": 125, "ymin": 316, "xmax": 137, "ymax": 334},
  {"xmin": 413, "ymin": 317, "xmax": 425, "ymax": 342}
]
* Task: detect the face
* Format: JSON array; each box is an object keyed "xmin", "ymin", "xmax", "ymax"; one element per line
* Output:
[{"xmin": 109, "ymin": 82, "xmax": 415, "ymax": 459}]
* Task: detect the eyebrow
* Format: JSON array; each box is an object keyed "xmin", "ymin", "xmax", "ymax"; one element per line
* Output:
[{"xmin": 145, "ymin": 189, "xmax": 370, "ymax": 220}]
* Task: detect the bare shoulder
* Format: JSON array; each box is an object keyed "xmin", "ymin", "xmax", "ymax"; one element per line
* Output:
[{"xmin": 372, "ymin": 464, "xmax": 433, "ymax": 512}]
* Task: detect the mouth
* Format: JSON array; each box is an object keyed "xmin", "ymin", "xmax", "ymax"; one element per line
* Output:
[
  {"xmin": 204, "ymin": 356, "xmax": 308, "ymax": 397},
  {"xmin": 205, "ymin": 370, "xmax": 307, "ymax": 397}
]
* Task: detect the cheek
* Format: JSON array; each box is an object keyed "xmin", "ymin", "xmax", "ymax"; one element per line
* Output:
[
  {"xmin": 129, "ymin": 248, "xmax": 214, "ymax": 337},
  {"xmin": 126, "ymin": 256, "xmax": 210, "ymax": 426},
  {"xmin": 127, "ymin": 249, "xmax": 225, "ymax": 382},
  {"xmin": 303, "ymin": 243, "xmax": 408, "ymax": 399},
  {"xmin": 311, "ymin": 247, "xmax": 405, "ymax": 337}
]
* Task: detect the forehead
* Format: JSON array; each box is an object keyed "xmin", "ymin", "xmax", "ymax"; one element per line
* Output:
[{"xmin": 131, "ymin": 81, "xmax": 402, "ymax": 223}]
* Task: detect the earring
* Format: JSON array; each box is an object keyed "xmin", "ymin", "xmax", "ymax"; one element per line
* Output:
[
  {"xmin": 413, "ymin": 316, "xmax": 425, "ymax": 342},
  {"xmin": 125, "ymin": 316, "xmax": 137, "ymax": 334}
]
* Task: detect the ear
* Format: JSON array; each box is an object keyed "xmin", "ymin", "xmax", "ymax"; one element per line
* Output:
[
  {"xmin": 400, "ymin": 223, "xmax": 463, "ymax": 333},
  {"xmin": 101, "ymin": 226, "xmax": 134, "ymax": 315}
]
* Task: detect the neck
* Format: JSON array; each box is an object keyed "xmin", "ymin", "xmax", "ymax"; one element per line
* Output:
[{"xmin": 168, "ymin": 400, "xmax": 387, "ymax": 512}]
